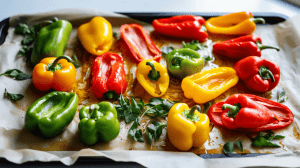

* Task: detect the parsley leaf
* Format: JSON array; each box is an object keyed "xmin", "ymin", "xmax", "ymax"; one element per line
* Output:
[
  {"xmin": 223, "ymin": 141, "xmax": 243, "ymax": 154},
  {"xmin": 251, "ymin": 131, "xmax": 284, "ymax": 147},
  {"xmin": 0, "ymin": 69, "xmax": 32, "ymax": 80},
  {"xmin": 4, "ymin": 89, "xmax": 24, "ymax": 102},
  {"xmin": 146, "ymin": 121, "xmax": 167, "ymax": 143},
  {"xmin": 14, "ymin": 23, "xmax": 31, "ymax": 35},
  {"xmin": 277, "ymin": 87, "xmax": 288, "ymax": 103},
  {"xmin": 128, "ymin": 118, "xmax": 144, "ymax": 142},
  {"xmin": 182, "ymin": 40, "xmax": 207, "ymax": 51}
]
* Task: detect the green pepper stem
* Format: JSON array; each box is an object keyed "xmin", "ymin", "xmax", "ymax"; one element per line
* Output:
[
  {"xmin": 190, "ymin": 105, "xmax": 201, "ymax": 115},
  {"xmin": 259, "ymin": 66, "xmax": 275, "ymax": 82},
  {"xmin": 146, "ymin": 61, "xmax": 161, "ymax": 81},
  {"xmin": 171, "ymin": 57, "xmax": 183, "ymax": 66},
  {"xmin": 49, "ymin": 55, "xmax": 73, "ymax": 69},
  {"xmin": 256, "ymin": 41, "xmax": 280, "ymax": 51},
  {"xmin": 250, "ymin": 17, "xmax": 265, "ymax": 24},
  {"xmin": 222, "ymin": 104, "xmax": 240, "ymax": 114}
]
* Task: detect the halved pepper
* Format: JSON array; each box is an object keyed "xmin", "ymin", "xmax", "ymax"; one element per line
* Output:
[
  {"xmin": 207, "ymin": 94, "xmax": 294, "ymax": 132},
  {"xmin": 136, "ymin": 59, "xmax": 169, "ymax": 97},
  {"xmin": 165, "ymin": 48, "xmax": 205, "ymax": 79},
  {"xmin": 78, "ymin": 16, "xmax": 113, "ymax": 55},
  {"xmin": 32, "ymin": 55, "xmax": 76, "ymax": 91},
  {"xmin": 25, "ymin": 91, "xmax": 78, "ymax": 138},
  {"xmin": 120, "ymin": 23, "xmax": 161, "ymax": 63},
  {"xmin": 91, "ymin": 52, "xmax": 127, "ymax": 99},
  {"xmin": 167, "ymin": 103, "xmax": 210, "ymax": 151},
  {"xmin": 31, "ymin": 18, "xmax": 72, "ymax": 65},
  {"xmin": 213, "ymin": 34, "xmax": 280, "ymax": 60},
  {"xmin": 152, "ymin": 15, "xmax": 208, "ymax": 42},
  {"xmin": 181, "ymin": 67, "xmax": 239, "ymax": 104},
  {"xmin": 205, "ymin": 11, "xmax": 265, "ymax": 35},
  {"xmin": 78, "ymin": 101, "xmax": 120, "ymax": 145}
]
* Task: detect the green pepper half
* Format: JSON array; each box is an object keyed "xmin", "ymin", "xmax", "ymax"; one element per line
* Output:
[
  {"xmin": 165, "ymin": 48, "xmax": 205, "ymax": 79},
  {"xmin": 78, "ymin": 101, "xmax": 120, "ymax": 145},
  {"xmin": 25, "ymin": 91, "xmax": 78, "ymax": 138}
]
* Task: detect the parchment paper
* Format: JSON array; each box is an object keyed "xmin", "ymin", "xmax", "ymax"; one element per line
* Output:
[{"xmin": 1, "ymin": 9, "xmax": 300, "ymax": 167}]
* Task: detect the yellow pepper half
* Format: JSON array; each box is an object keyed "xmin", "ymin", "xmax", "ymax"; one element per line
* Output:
[
  {"xmin": 78, "ymin": 16, "xmax": 113, "ymax": 55},
  {"xmin": 136, "ymin": 59, "xmax": 169, "ymax": 97},
  {"xmin": 181, "ymin": 67, "xmax": 239, "ymax": 104},
  {"xmin": 205, "ymin": 11, "xmax": 265, "ymax": 35},
  {"xmin": 167, "ymin": 103, "xmax": 210, "ymax": 151}
]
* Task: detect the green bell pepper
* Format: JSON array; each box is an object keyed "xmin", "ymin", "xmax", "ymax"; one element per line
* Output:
[
  {"xmin": 25, "ymin": 91, "xmax": 78, "ymax": 138},
  {"xmin": 31, "ymin": 17, "xmax": 72, "ymax": 65},
  {"xmin": 165, "ymin": 48, "xmax": 205, "ymax": 79},
  {"xmin": 78, "ymin": 101, "xmax": 120, "ymax": 145}
]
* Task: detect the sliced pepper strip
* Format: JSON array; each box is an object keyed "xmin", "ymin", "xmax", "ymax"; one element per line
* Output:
[{"xmin": 120, "ymin": 23, "xmax": 161, "ymax": 63}]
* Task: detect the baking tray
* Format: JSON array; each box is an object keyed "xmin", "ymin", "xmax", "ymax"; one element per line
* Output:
[{"xmin": 0, "ymin": 12, "xmax": 289, "ymax": 167}]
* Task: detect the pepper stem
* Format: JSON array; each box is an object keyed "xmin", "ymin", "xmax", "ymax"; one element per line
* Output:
[
  {"xmin": 146, "ymin": 61, "xmax": 161, "ymax": 81},
  {"xmin": 190, "ymin": 105, "xmax": 201, "ymax": 115},
  {"xmin": 223, "ymin": 103, "xmax": 241, "ymax": 118},
  {"xmin": 250, "ymin": 17, "xmax": 265, "ymax": 24},
  {"xmin": 256, "ymin": 41, "xmax": 280, "ymax": 51},
  {"xmin": 171, "ymin": 57, "xmax": 183, "ymax": 66},
  {"xmin": 47, "ymin": 55, "xmax": 73, "ymax": 72},
  {"xmin": 259, "ymin": 66, "xmax": 275, "ymax": 82},
  {"xmin": 182, "ymin": 105, "xmax": 201, "ymax": 122}
]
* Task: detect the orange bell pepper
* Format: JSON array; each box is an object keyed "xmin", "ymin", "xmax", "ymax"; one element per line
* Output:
[{"xmin": 32, "ymin": 55, "xmax": 76, "ymax": 91}]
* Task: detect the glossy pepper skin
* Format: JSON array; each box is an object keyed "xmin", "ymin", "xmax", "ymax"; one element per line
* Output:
[
  {"xmin": 152, "ymin": 15, "xmax": 208, "ymax": 42},
  {"xmin": 167, "ymin": 103, "xmax": 210, "ymax": 151},
  {"xmin": 234, "ymin": 56, "xmax": 280, "ymax": 92},
  {"xmin": 207, "ymin": 94, "xmax": 294, "ymax": 132},
  {"xmin": 92, "ymin": 52, "xmax": 127, "ymax": 99},
  {"xmin": 31, "ymin": 18, "xmax": 72, "ymax": 65},
  {"xmin": 165, "ymin": 48, "xmax": 205, "ymax": 80},
  {"xmin": 78, "ymin": 16, "xmax": 113, "ymax": 56},
  {"xmin": 78, "ymin": 101, "xmax": 120, "ymax": 145},
  {"xmin": 205, "ymin": 11, "xmax": 265, "ymax": 35},
  {"xmin": 182, "ymin": 67, "xmax": 239, "ymax": 104},
  {"xmin": 136, "ymin": 59, "xmax": 169, "ymax": 97},
  {"xmin": 32, "ymin": 55, "xmax": 76, "ymax": 91},
  {"xmin": 120, "ymin": 23, "xmax": 161, "ymax": 63},
  {"xmin": 25, "ymin": 91, "xmax": 78, "ymax": 138},
  {"xmin": 213, "ymin": 35, "xmax": 280, "ymax": 60}
]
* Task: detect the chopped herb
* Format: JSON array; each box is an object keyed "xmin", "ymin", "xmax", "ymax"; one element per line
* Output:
[
  {"xmin": 251, "ymin": 131, "xmax": 284, "ymax": 147},
  {"xmin": 182, "ymin": 40, "xmax": 207, "ymax": 51},
  {"xmin": 113, "ymin": 32, "xmax": 118, "ymax": 38},
  {"xmin": 277, "ymin": 87, "xmax": 288, "ymax": 103},
  {"xmin": 146, "ymin": 121, "xmax": 167, "ymax": 143},
  {"xmin": 4, "ymin": 89, "xmax": 24, "ymax": 102},
  {"xmin": 0, "ymin": 69, "xmax": 32, "ymax": 80},
  {"xmin": 223, "ymin": 140, "xmax": 243, "ymax": 154},
  {"xmin": 14, "ymin": 23, "xmax": 31, "ymax": 35},
  {"xmin": 128, "ymin": 118, "xmax": 144, "ymax": 142}
]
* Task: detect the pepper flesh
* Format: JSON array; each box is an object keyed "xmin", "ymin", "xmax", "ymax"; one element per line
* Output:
[
  {"xmin": 213, "ymin": 35, "xmax": 280, "ymax": 60},
  {"xmin": 31, "ymin": 18, "xmax": 72, "ymax": 65},
  {"xmin": 92, "ymin": 52, "xmax": 127, "ymax": 99},
  {"xmin": 136, "ymin": 59, "xmax": 169, "ymax": 97},
  {"xmin": 165, "ymin": 48, "xmax": 205, "ymax": 79},
  {"xmin": 207, "ymin": 94, "xmax": 294, "ymax": 132},
  {"xmin": 32, "ymin": 56, "xmax": 76, "ymax": 91},
  {"xmin": 120, "ymin": 23, "xmax": 161, "ymax": 63},
  {"xmin": 25, "ymin": 91, "xmax": 78, "ymax": 138},
  {"xmin": 79, "ymin": 101, "xmax": 120, "ymax": 145},
  {"xmin": 78, "ymin": 16, "xmax": 113, "ymax": 55},
  {"xmin": 205, "ymin": 11, "xmax": 265, "ymax": 35},
  {"xmin": 181, "ymin": 67, "xmax": 239, "ymax": 104},
  {"xmin": 152, "ymin": 15, "xmax": 208, "ymax": 42},
  {"xmin": 234, "ymin": 56, "xmax": 280, "ymax": 92},
  {"xmin": 167, "ymin": 103, "xmax": 210, "ymax": 151}
]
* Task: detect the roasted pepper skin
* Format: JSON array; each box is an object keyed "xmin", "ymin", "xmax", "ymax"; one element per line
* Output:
[
  {"xmin": 165, "ymin": 48, "xmax": 205, "ymax": 79},
  {"xmin": 78, "ymin": 101, "xmax": 120, "ymax": 145},
  {"xmin": 78, "ymin": 16, "xmax": 113, "ymax": 55},
  {"xmin": 207, "ymin": 94, "xmax": 294, "ymax": 132},
  {"xmin": 234, "ymin": 56, "xmax": 280, "ymax": 92},
  {"xmin": 136, "ymin": 59, "xmax": 169, "ymax": 97},
  {"xmin": 213, "ymin": 35, "xmax": 280, "ymax": 60},
  {"xmin": 152, "ymin": 15, "xmax": 208, "ymax": 42},
  {"xmin": 205, "ymin": 11, "xmax": 265, "ymax": 35},
  {"xmin": 25, "ymin": 91, "xmax": 78, "ymax": 138},
  {"xmin": 182, "ymin": 67, "xmax": 239, "ymax": 104},
  {"xmin": 32, "ymin": 56, "xmax": 76, "ymax": 91},
  {"xmin": 31, "ymin": 18, "xmax": 72, "ymax": 65},
  {"xmin": 167, "ymin": 103, "xmax": 210, "ymax": 151},
  {"xmin": 91, "ymin": 52, "xmax": 127, "ymax": 99},
  {"xmin": 120, "ymin": 23, "xmax": 161, "ymax": 63}
]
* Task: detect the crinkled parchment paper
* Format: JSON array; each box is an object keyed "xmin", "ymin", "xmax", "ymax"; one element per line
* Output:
[{"xmin": 1, "ymin": 9, "xmax": 300, "ymax": 167}]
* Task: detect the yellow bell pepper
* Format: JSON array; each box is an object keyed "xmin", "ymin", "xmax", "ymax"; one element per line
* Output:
[
  {"xmin": 181, "ymin": 67, "xmax": 239, "ymax": 104},
  {"xmin": 78, "ymin": 16, "xmax": 113, "ymax": 55},
  {"xmin": 136, "ymin": 59, "xmax": 169, "ymax": 97},
  {"xmin": 205, "ymin": 11, "xmax": 265, "ymax": 35},
  {"xmin": 167, "ymin": 103, "xmax": 210, "ymax": 151}
]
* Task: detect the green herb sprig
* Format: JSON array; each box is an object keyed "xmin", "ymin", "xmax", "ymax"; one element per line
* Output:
[
  {"xmin": 4, "ymin": 89, "xmax": 24, "ymax": 102},
  {"xmin": 0, "ymin": 69, "xmax": 32, "ymax": 80}
]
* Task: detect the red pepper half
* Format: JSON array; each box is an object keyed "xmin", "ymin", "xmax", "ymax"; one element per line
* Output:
[
  {"xmin": 234, "ymin": 56, "xmax": 280, "ymax": 92},
  {"xmin": 120, "ymin": 23, "xmax": 161, "ymax": 63},
  {"xmin": 213, "ymin": 35, "xmax": 280, "ymax": 60},
  {"xmin": 207, "ymin": 94, "xmax": 294, "ymax": 132},
  {"xmin": 152, "ymin": 15, "xmax": 208, "ymax": 42},
  {"xmin": 92, "ymin": 52, "xmax": 127, "ymax": 99}
]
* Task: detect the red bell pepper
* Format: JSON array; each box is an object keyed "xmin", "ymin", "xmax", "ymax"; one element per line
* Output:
[
  {"xmin": 234, "ymin": 56, "xmax": 280, "ymax": 92},
  {"xmin": 152, "ymin": 15, "xmax": 208, "ymax": 42},
  {"xmin": 92, "ymin": 52, "xmax": 127, "ymax": 99},
  {"xmin": 207, "ymin": 94, "xmax": 294, "ymax": 132},
  {"xmin": 213, "ymin": 34, "xmax": 280, "ymax": 60},
  {"xmin": 120, "ymin": 23, "xmax": 161, "ymax": 63}
]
